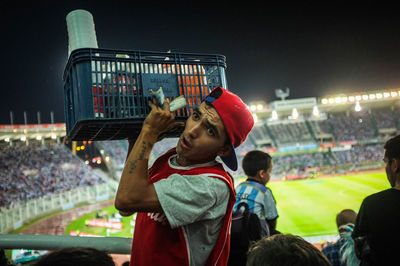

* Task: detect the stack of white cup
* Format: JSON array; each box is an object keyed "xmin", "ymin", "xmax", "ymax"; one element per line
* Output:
[{"xmin": 66, "ymin": 9, "xmax": 98, "ymax": 56}]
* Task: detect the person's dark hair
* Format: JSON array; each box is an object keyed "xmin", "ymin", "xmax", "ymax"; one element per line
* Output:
[
  {"xmin": 32, "ymin": 247, "xmax": 115, "ymax": 266},
  {"xmin": 384, "ymin": 134, "xmax": 400, "ymax": 160},
  {"xmin": 336, "ymin": 209, "xmax": 357, "ymax": 228},
  {"xmin": 246, "ymin": 234, "xmax": 332, "ymax": 266},
  {"xmin": 242, "ymin": 150, "xmax": 272, "ymax": 177}
]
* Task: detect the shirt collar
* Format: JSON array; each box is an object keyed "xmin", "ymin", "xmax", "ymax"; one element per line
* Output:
[{"xmin": 168, "ymin": 154, "xmax": 219, "ymax": 170}]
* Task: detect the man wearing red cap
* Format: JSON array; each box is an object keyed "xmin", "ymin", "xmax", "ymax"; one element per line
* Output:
[{"xmin": 115, "ymin": 87, "xmax": 254, "ymax": 266}]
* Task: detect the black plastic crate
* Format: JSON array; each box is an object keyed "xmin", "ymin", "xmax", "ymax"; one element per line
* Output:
[{"xmin": 63, "ymin": 48, "xmax": 228, "ymax": 140}]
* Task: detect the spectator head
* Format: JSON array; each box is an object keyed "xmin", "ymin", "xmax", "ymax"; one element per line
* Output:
[
  {"xmin": 336, "ymin": 209, "xmax": 357, "ymax": 233},
  {"xmin": 246, "ymin": 234, "xmax": 331, "ymax": 266},
  {"xmin": 243, "ymin": 150, "xmax": 273, "ymax": 185},
  {"xmin": 32, "ymin": 247, "xmax": 115, "ymax": 266},
  {"xmin": 383, "ymin": 134, "xmax": 400, "ymax": 188}
]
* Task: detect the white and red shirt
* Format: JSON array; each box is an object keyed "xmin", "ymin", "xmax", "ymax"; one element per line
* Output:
[{"xmin": 130, "ymin": 148, "xmax": 236, "ymax": 266}]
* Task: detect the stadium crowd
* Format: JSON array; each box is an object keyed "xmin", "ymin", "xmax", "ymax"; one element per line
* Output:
[
  {"xmin": 0, "ymin": 137, "xmax": 386, "ymax": 211},
  {"xmin": 256, "ymin": 107, "xmax": 399, "ymax": 146},
  {"xmin": 332, "ymin": 144, "xmax": 384, "ymax": 165},
  {"xmin": 96, "ymin": 140, "xmax": 128, "ymax": 170},
  {"xmin": 0, "ymin": 140, "xmax": 105, "ymax": 209},
  {"xmin": 372, "ymin": 107, "xmax": 397, "ymax": 129}
]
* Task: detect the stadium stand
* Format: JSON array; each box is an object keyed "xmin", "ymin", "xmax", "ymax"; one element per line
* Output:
[
  {"xmin": 332, "ymin": 144, "xmax": 384, "ymax": 165},
  {"xmin": 328, "ymin": 111, "xmax": 376, "ymax": 141},
  {"xmin": 308, "ymin": 115, "xmax": 334, "ymax": 140},
  {"xmin": 268, "ymin": 119, "xmax": 315, "ymax": 145},
  {"xmin": 371, "ymin": 107, "xmax": 397, "ymax": 129},
  {"xmin": 0, "ymin": 140, "xmax": 106, "ymax": 209},
  {"xmin": 96, "ymin": 140, "xmax": 128, "ymax": 170}
]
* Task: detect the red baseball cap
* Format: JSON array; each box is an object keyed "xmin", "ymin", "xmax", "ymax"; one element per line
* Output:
[{"xmin": 204, "ymin": 87, "xmax": 254, "ymax": 171}]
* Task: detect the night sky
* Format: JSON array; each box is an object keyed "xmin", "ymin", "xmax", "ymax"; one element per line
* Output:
[{"xmin": 1, "ymin": 1, "xmax": 400, "ymax": 124}]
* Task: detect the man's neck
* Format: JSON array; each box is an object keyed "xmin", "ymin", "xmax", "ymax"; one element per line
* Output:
[
  {"xmin": 393, "ymin": 176, "xmax": 400, "ymax": 190},
  {"xmin": 173, "ymin": 154, "xmax": 216, "ymax": 168}
]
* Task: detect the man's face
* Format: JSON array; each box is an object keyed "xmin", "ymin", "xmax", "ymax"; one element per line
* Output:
[
  {"xmin": 384, "ymin": 150, "xmax": 396, "ymax": 187},
  {"xmin": 176, "ymin": 102, "xmax": 229, "ymax": 166}
]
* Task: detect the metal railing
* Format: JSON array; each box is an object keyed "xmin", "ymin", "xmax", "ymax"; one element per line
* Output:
[{"xmin": 0, "ymin": 234, "xmax": 131, "ymax": 254}]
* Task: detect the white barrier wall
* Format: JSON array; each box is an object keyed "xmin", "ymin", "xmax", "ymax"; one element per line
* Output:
[{"xmin": 0, "ymin": 183, "xmax": 117, "ymax": 233}]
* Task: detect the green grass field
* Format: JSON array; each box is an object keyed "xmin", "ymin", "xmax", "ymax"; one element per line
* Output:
[
  {"xmin": 65, "ymin": 205, "xmax": 135, "ymax": 238},
  {"xmin": 66, "ymin": 171, "xmax": 390, "ymax": 239},
  {"xmin": 269, "ymin": 171, "xmax": 390, "ymax": 237}
]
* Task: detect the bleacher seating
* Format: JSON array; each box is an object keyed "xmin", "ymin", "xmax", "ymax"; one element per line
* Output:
[
  {"xmin": 268, "ymin": 120, "xmax": 314, "ymax": 145},
  {"xmin": 328, "ymin": 111, "xmax": 376, "ymax": 141},
  {"xmin": 0, "ymin": 140, "xmax": 105, "ymax": 209},
  {"xmin": 371, "ymin": 107, "xmax": 397, "ymax": 129}
]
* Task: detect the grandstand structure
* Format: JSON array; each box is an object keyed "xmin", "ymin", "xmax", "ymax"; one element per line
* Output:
[
  {"xmin": 0, "ymin": 124, "xmax": 118, "ymax": 234},
  {"xmin": 242, "ymin": 88, "xmax": 400, "ymax": 180}
]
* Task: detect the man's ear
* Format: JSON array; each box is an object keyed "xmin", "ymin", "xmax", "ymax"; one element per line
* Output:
[
  {"xmin": 217, "ymin": 144, "xmax": 233, "ymax": 158},
  {"xmin": 392, "ymin": 158, "xmax": 400, "ymax": 173}
]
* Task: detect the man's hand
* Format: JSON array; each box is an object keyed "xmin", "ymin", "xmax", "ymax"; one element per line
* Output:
[
  {"xmin": 116, "ymin": 98, "xmax": 184, "ymax": 213},
  {"xmin": 143, "ymin": 98, "xmax": 184, "ymax": 138}
]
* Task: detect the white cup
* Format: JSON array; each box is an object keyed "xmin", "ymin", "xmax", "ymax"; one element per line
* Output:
[{"xmin": 66, "ymin": 9, "xmax": 98, "ymax": 55}]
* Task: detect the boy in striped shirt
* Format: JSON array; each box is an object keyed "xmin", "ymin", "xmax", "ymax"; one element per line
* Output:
[{"xmin": 234, "ymin": 150, "xmax": 280, "ymax": 235}]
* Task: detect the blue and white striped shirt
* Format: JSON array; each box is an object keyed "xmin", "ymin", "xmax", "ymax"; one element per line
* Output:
[{"xmin": 233, "ymin": 180, "xmax": 278, "ymax": 220}]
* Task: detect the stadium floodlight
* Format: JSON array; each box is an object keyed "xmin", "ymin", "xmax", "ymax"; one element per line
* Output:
[
  {"xmin": 355, "ymin": 102, "xmax": 362, "ymax": 112},
  {"xmin": 335, "ymin": 97, "xmax": 341, "ymax": 103},
  {"xmin": 257, "ymin": 104, "xmax": 263, "ymax": 111},
  {"xmin": 21, "ymin": 136, "xmax": 26, "ymax": 141},
  {"xmin": 383, "ymin": 92, "xmax": 390, "ymax": 98},
  {"xmin": 391, "ymin": 91, "xmax": 398, "ymax": 97},
  {"xmin": 5, "ymin": 137, "xmax": 10, "ymax": 142},
  {"xmin": 292, "ymin": 108, "xmax": 299, "ymax": 119},
  {"xmin": 349, "ymin": 96, "xmax": 355, "ymax": 102},
  {"xmin": 313, "ymin": 106, "xmax": 320, "ymax": 118},
  {"xmin": 51, "ymin": 134, "xmax": 57, "ymax": 139},
  {"xmin": 341, "ymin": 96, "xmax": 348, "ymax": 103},
  {"xmin": 362, "ymin": 95, "xmax": 369, "ymax": 100},
  {"xmin": 252, "ymin": 113, "xmax": 258, "ymax": 123},
  {"xmin": 250, "ymin": 105, "xmax": 257, "ymax": 111},
  {"xmin": 369, "ymin": 94, "xmax": 376, "ymax": 100},
  {"xmin": 376, "ymin": 93, "xmax": 383, "ymax": 99},
  {"xmin": 321, "ymin": 98, "xmax": 328, "ymax": 104},
  {"xmin": 272, "ymin": 110, "xmax": 278, "ymax": 120},
  {"xmin": 36, "ymin": 135, "xmax": 42, "ymax": 140},
  {"xmin": 328, "ymin": 98, "xmax": 334, "ymax": 104},
  {"xmin": 355, "ymin": 95, "xmax": 362, "ymax": 101}
]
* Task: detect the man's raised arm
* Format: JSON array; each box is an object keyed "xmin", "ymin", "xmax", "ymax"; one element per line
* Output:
[{"xmin": 114, "ymin": 99, "xmax": 182, "ymax": 215}]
